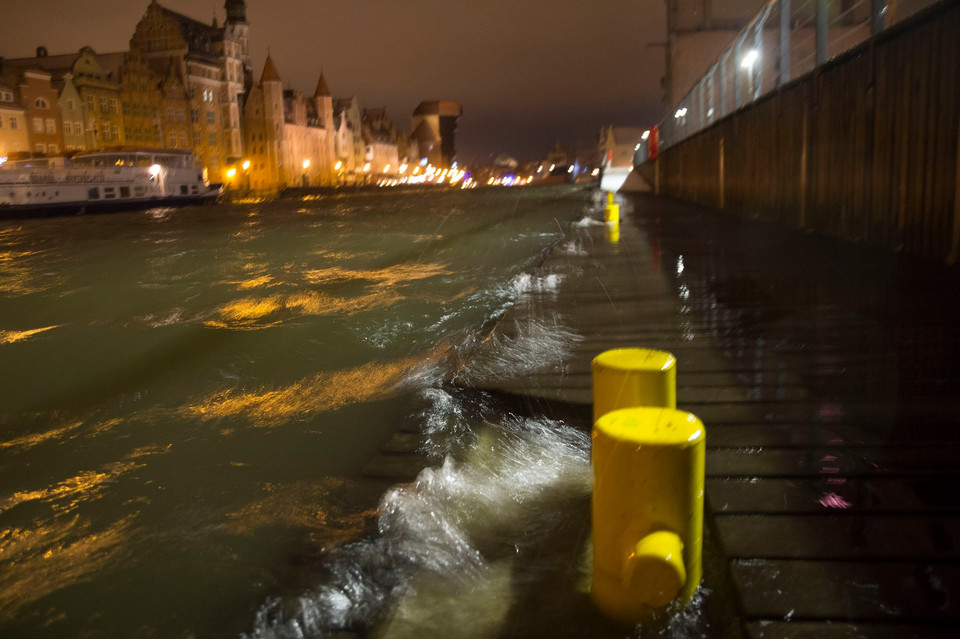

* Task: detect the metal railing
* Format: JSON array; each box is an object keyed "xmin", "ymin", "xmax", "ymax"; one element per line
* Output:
[{"xmin": 652, "ymin": 0, "xmax": 942, "ymax": 153}]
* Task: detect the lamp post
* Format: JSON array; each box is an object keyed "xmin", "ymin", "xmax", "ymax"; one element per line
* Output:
[
  {"xmin": 301, "ymin": 158, "xmax": 311, "ymax": 187},
  {"xmin": 241, "ymin": 159, "xmax": 251, "ymax": 193}
]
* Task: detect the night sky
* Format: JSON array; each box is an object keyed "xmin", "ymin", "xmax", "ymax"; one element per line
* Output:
[{"xmin": 1, "ymin": 0, "xmax": 667, "ymax": 164}]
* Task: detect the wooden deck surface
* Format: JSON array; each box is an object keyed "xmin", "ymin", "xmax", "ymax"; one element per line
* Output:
[{"xmin": 464, "ymin": 193, "xmax": 960, "ymax": 637}]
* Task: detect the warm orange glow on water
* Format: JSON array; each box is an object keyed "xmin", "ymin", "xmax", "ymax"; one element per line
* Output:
[
  {"xmin": 182, "ymin": 354, "xmax": 430, "ymax": 425},
  {"xmin": 0, "ymin": 251, "xmax": 58, "ymax": 295},
  {"xmin": 302, "ymin": 262, "xmax": 449, "ymax": 286},
  {"xmin": 0, "ymin": 514, "xmax": 137, "ymax": 624},
  {"xmin": 0, "ymin": 325, "xmax": 61, "ymax": 344}
]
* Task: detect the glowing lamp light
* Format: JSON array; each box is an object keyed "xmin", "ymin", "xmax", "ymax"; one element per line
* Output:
[
  {"xmin": 226, "ymin": 168, "xmax": 237, "ymax": 179},
  {"xmin": 674, "ymin": 107, "xmax": 688, "ymax": 119},
  {"xmin": 242, "ymin": 160, "xmax": 251, "ymax": 171},
  {"xmin": 363, "ymin": 163, "xmax": 371, "ymax": 172},
  {"xmin": 383, "ymin": 164, "xmax": 390, "ymax": 173},
  {"xmin": 302, "ymin": 159, "xmax": 311, "ymax": 170},
  {"xmin": 741, "ymin": 48, "xmax": 759, "ymax": 70},
  {"xmin": 641, "ymin": 130, "xmax": 650, "ymax": 141},
  {"xmin": 148, "ymin": 164, "xmax": 162, "ymax": 178},
  {"xmin": 335, "ymin": 160, "xmax": 343, "ymax": 170}
]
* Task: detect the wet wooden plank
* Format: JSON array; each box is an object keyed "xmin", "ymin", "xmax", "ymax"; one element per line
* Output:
[
  {"xmin": 731, "ymin": 559, "xmax": 960, "ymax": 621},
  {"xmin": 707, "ymin": 446, "xmax": 960, "ymax": 479},
  {"xmin": 715, "ymin": 514, "xmax": 960, "ymax": 560},
  {"xmin": 707, "ymin": 477, "xmax": 960, "ymax": 514},
  {"xmin": 744, "ymin": 621, "xmax": 952, "ymax": 639}
]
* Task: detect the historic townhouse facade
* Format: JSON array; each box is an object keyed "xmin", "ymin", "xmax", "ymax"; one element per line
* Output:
[
  {"xmin": 128, "ymin": 0, "xmax": 251, "ymax": 181},
  {"xmin": 0, "ymin": 79, "xmax": 29, "ymax": 157}
]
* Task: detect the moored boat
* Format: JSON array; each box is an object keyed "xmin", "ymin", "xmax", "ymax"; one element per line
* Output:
[{"xmin": 0, "ymin": 149, "xmax": 221, "ymax": 217}]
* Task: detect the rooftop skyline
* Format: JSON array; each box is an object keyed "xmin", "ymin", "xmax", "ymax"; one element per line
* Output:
[{"xmin": 0, "ymin": 0, "xmax": 667, "ymax": 163}]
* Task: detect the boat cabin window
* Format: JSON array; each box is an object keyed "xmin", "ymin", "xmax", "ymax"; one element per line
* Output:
[
  {"xmin": 120, "ymin": 186, "xmax": 130, "ymax": 198},
  {"xmin": 104, "ymin": 187, "xmax": 116, "ymax": 199},
  {"xmin": 87, "ymin": 187, "xmax": 99, "ymax": 200}
]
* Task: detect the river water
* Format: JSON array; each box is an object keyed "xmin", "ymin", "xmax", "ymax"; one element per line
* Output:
[{"xmin": 0, "ymin": 187, "xmax": 612, "ymax": 638}]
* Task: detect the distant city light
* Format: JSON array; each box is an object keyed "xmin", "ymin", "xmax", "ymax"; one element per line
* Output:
[
  {"xmin": 741, "ymin": 48, "xmax": 759, "ymax": 70},
  {"xmin": 0, "ymin": 156, "xmax": 7, "ymax": 166},
  {"xmin": 591, "ymin": 168, "xmax": 600, "ymax": 177},
  {"xmin": 674, "ymin": 107, "xmax": 688, "ymax": 119},
  {"xmin": 641, "ymin": 130, "xmax": 650, "ymax": 141}
]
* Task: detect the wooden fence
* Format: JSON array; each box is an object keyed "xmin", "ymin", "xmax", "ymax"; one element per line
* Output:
[{"xmin": 655, "ymin": 1, "xmax": 960, "ymax": 264}]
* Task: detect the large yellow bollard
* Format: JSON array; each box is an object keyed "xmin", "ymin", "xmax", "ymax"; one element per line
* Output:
[
  {"xmin": 604, "ymin": 191, "xmax": 620, "ymax": 224},
  {"xmin": 591, "ymin": 407, "xmax": 705, "ymax": 624},
  {"xmin": 592, "ymin": 348, "xmax": 676, "ymax": 424}
]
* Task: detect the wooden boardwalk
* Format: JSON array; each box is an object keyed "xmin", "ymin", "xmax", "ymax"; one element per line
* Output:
[{"xmin": 465, "ymin": 193, "xmax": 960, "ymax": 637}]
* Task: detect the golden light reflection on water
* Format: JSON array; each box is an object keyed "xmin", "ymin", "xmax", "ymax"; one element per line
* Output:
[
  {"xmin": 0, "ymin": 250, "xmax": 58, "ymax": 295},
  {"xmin": 0, "ymin": 445, "xmax": 167, "ymax": 515},
  {"xmin": 0, "ymin": 446, "xmax": 169, "ymax": 621},
  {"xmin": 0, "ymin": 324, "xmax": 61, "ymax": 345},
  {"xmin": 0, "ymin": 420, "xmax": 83, "ymax": 452},
  {"xmin": 206, "ymin": 261, "xmax": 451, "ymax": 329},
  {"xmin": 183, "ymin": 353, "xmax": 435, "ymax": 426},
  {"xmin": 0, "ymin": 514, "xmax": 137, "ymax": 624},
  {"xmin": 222, "ymin": 479, "xmax": 377, "ymax": 549},
  {"xmin": 302, "ymin": 262, "xmax": 449, "ymax": 287}
]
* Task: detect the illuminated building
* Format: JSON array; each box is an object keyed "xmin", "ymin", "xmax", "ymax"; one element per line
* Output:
[
  {"xmin": 334, "ymin": 97, "xmax": 365, "ymax": 185},
  {"xmin": 361, "ymin": 108, "xmax": 400, "ymax": 180},
  {"xmin": 241, "ymin": 56, "xmax": 336, "ymax": 191},
  {"xmin": 411, "ymin": 99, "xmax": 461, "ymax": 169},
  {"xmin": 0, "ymin": 79, "xmax": 29, "ymax": 158},
  {"xmin": 3, "ymin": 47, "xmax": 125, "ymax": 152},
  {"xmin": 127, "ymin": 0, "xmax": 251, "ymax": 180}
]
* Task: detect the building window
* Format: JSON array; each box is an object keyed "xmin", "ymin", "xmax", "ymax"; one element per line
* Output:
[
  {"xmin": 45, "ymin": 119, "xmax": 56, "ymax": 134},
  {"xmin": 169, "ymin": 132, "xmax": 177, "ymax": 147},
  {"xmin": 74, "ymin": 122, "xmax": 83, "ymax": 135},
  {"xmin": 35, "ymin": 97, "xmax": 50, "ymax": 109},
  {"xmin": 33, "ymin": 118, "xmax": 44, "ymax": 132},
  {"xmin": 178, "ymin": 132, "xmax": 187, "ymax": 147},
  {"xmin": 177, "ymin": 108, "xmax": 185, "ymax": 122},
  {"xmin": 0, "ymin": 90, "xmax": 13, "ymax": 101},
  {"xmin": 67, "ymin": 99, "xmax": 76, "ymax": 110},
  {"xmin": 191, "ymin": 109, "xmax": 199, "ymax": 124},
  {"xmin": 99, "ymin": 97, "xmax": 108, "ymax": 112},
  {"xmin": 206, "ymin": 110, "xmax": 215, "ymax": 125},
  {"xmin": 36, "ymin": 143, "xmax": 46, "ymax": 153},
  {"xmin": 10, "ymin": 117, "xmax": 18, "ymax": 129},
  {"xmin": 48, "ymin": 144, "xmax": 59, "ymax": 154},
  {"xmin": 209, "ymin": 132, "xmax": 217, "ymax": 146},
  {"xmin": 86, "ymin": 95, "xmax": 95, "ymax": 111}
]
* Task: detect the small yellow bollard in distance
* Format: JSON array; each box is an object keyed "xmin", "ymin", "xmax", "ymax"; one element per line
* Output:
[
  {"xmin": 604, "ymin": 191, "xmax": 620, "ymax": 224},
  {"xmin": 591, "ymin": 407, "xmax": 705, "ymax": 624},
  {"xmin": 592, "ymin": 348, "xmax": 676, "ymax": 423}
]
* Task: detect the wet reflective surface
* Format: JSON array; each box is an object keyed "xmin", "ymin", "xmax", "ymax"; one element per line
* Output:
[{"xmin": 0, "ymin": 188, "xmax": 588, "ymax": 638}]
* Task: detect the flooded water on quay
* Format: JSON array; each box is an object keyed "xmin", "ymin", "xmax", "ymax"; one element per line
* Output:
[{"xmin": 0, "ymin": 187, "xmax": 621, "ymax": 638}]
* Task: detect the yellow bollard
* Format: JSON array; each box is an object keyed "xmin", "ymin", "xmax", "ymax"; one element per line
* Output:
[
  {"xmin": 591, "ymin": 407, "xmax": 705, "ymax": 624},
  {"xmin": 604, "ymin": 191, "xmax": 620, "ymax": 224},
  {"xmin": 591, "ymin": 348, "xmax": 676, "ymax": 424}
]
